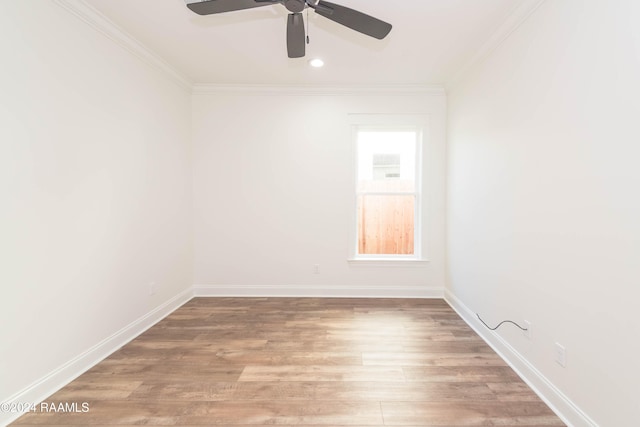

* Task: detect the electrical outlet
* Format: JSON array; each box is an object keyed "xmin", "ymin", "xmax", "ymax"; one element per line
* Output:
[
  {"xmin": 149, "ymin": 282, "xmax": 158, "ymax": 296},
  {"xmin": 523, "ymin": 320, "xmax": 532, "ymax": 339},
  {"xmin": 314, "ymin": 264, "xmax": 320, "ymax": 274},
  {"xmin": 554, "ymin": 342, "xmax": 566, "ymax": 367}
]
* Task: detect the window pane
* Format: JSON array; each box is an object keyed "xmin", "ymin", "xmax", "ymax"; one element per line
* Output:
[
  {"xmin": 357, "ymin": 194, "xmax": 414, "ymax": 255},
  {"xmin": 357, "ymin": 131, "xmax": 416, "ymax": 193}
]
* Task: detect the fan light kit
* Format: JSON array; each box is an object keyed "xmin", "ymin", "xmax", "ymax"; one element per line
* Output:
[
  {"xmin": 309, "ymin": 58, "xmax": 324, "ymax": 68},
  {"xmin": 186, "ymin": 0, "xmax": 392, "ymax": 58}
]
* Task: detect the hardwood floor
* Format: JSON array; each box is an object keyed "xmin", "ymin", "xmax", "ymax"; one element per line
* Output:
[{"xmin": 12, "ymin": 298, "xmax": 565, "ymax": 426}]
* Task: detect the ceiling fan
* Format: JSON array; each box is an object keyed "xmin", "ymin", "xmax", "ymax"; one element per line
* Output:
[{"xmin": 186, "ymin": 0, "xmax": 392, "ymax": 58}]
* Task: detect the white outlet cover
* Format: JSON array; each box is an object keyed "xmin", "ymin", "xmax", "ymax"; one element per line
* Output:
[{"xmin": 554, "ymin": 342, "xmax": 567, "ymax": 367}]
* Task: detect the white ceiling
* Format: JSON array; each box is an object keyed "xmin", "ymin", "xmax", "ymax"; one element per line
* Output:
[{"xmin": 82, "ymin": 0, "xmax": 526, "ymax": 86}]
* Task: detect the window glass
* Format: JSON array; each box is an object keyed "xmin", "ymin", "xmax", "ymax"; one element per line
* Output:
[{"xmin": 356, "ymin": 130, "xmax": 418, "ymax": 256}]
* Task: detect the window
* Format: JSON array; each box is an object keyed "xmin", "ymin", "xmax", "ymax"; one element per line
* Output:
[{"xmin": 353, "ymin": 126, "xmax": 422, "ymax": 260}]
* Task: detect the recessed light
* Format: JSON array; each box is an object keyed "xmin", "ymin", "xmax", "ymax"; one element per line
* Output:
[{"xmin": 309, "ymin": 58, "xmax": 324, "ymax": 68}]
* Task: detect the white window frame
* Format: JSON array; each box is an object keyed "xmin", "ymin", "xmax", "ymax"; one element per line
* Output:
[{"xmin": 348, "ymin": 114, "xmax": 429, "ymax": 266}]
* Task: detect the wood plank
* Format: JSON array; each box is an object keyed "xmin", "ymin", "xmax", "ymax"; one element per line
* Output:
[
  {"xmin": 238, "ymin": 365, "xmax": 405, "ymax": 382},
  {"xmin": 363, "ymin": 352, "xmax": 506, "ymax": 367},
  {"xmin": 403, "ymin": 366, "xmax": 523, "ymax": 383},
  {"xmin": 46, "ymin": 379, "xmax": 142, "ymax": 401},
  {"xmin": 381, "ymin": 401, "xmax": 565, "ymax": 426},
  {"xmin": 127, "ymin": 380, "xmax": 498, "ymax": 402}
]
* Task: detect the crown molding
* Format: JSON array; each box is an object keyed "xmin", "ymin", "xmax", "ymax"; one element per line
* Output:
[
  {"xmin": 53, "ymin": 0, "xmax": 192, "ymax": 92},
  {"xmin": 192, "ymin": 84, "xmax": 446, "ymax": 96},
  {"xmin": 447, "ymin": 0, "xmax": 547, "ymax": 88}
]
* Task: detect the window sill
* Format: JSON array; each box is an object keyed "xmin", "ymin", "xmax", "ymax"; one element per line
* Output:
[{"xmin": 347, "ymin": 258, "xmax": 429, "ymax": 268}]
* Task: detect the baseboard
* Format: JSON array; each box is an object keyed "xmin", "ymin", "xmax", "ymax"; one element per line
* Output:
[
  {"xmin": 444, "ymin": 289, "xmax": 598, "ymax": 427},
  {"xmin": 193, "ymin": 284, "xmax": 444, "ymax": 299},
  {"xmin": 1, "ymin": 287, "xmax": 194, "ymax": 426}
]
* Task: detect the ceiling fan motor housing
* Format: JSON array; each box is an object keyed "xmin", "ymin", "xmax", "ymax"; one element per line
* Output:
[{"xmin": 284, "ymin": 0, "xmax": 306, "ymax": 13}]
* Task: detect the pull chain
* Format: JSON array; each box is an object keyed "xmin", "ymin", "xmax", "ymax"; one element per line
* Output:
[{"xmin": 306, "ymin": 7, "xmax": 310, "ymax": 44}]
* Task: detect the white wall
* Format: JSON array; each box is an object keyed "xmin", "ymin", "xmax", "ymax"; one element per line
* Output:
[
  {"xmin": 447, "ymin": 0, "xmax": 640, "ymax": 425},
  {"xmin": 192, "ymin": 88, "xmax": 446, "ymax": 296},
  {"xmin": 0, "ymin": 1, "xmax": 193, "ymax": 415}
]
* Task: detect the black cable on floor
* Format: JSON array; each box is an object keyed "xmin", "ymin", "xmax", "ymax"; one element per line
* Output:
[{"xmin": 476, "ymin": 313, "xmax": 528, "ymax": 331}]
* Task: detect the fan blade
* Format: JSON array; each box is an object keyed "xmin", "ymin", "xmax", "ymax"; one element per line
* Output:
[
  {"xmin": 314, "ymin": 1, "xmax": 392, "ymax": 39},
  {"xmin": 186, "ymin": 0, "xmax": 273, "ymax": 15},
  {"xmin": 287, "ymin": 13, "xmax": 305, "ymax": 58}
]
